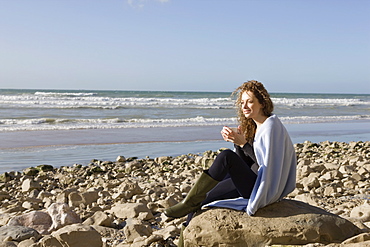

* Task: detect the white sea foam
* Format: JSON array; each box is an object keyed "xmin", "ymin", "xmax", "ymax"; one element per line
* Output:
[
  {"xmin": 0, "ymin": 95, "xmax": 234, "ymax": 109},
  {"xmin": 34, "ymin": 92, "xmax": 97, "ymax": 96},
  {"xmin": 272, "ymin": 97, "xmax": 368, "ymax": 107},
  {"xmin": 1, "ymin": 115, "xmax": 369, "ymax": 132},
  {"xmin": 0, "ymin": 90, "xmax": 369, "ymax": 133},
  {"xmin": 1, "ymin": 94, "xmax": 369, "ymax": 110}
]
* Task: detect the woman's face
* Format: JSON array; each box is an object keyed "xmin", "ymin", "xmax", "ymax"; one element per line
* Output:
[{"xmin": 240, "ymin": 91, "xmax": 264, "ymax": 120}]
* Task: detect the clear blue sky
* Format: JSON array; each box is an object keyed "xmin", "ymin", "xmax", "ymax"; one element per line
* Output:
[{"xmin": 1, "ymin": 0, "xmax": 369, "ymax": 93}]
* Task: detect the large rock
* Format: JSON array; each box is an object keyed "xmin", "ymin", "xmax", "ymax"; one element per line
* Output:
[
  {"xmin": 33, "ymin": 224, "xmax": 102, "ymax": 247},
  {"xmin": 47, "ymin": 203, "xmax": 81, "ymax": 232},
  {"xmin": 51, "ymin": 224, "xmax": 102, "ymax": 247},
  {"xmin": 0, "ymin": 226, "xmax": 41, "ymax": 242},
  {"xmin": 183, "ymin": 199, "xmax": 362, "ymax": 246},
  {"xmin": 7, "ymin": 211, "xmax": 52, "ymax": 235}
]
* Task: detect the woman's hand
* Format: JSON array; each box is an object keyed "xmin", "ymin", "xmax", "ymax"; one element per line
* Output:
[{"xmin": 221, "ymin": 126, "xmax": 247, "ymax": 147}]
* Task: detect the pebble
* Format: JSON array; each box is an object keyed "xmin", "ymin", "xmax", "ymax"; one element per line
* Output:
[{"xmin": 0, "ymin": 141, "xmax": 368, "ymax": 246}]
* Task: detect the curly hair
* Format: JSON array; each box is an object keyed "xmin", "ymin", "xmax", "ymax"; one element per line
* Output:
[{"xmin": 232, "ymin": 80, "xmax": 274, "ymax": 143}]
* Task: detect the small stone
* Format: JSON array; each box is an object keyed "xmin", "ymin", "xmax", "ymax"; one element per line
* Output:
[
  {"xmin": 123, "ymin": 219, "xmax": 152, "ymax": 243},
  {"xmin": 350, "ymin": 202, "xmax": 370, "ymax": 222},
  {"xmin": 0, "ymin": 173, "xmax": 11, "ymax": 183},
  {"xmin": 0, "ymin": 191, "xmax": 10, "ymax": 201},
  {"xmin": 82, "ymin": 211, "xmax": 113, "ymax": 227},
  {"xmin": 109, "ymin": 203, "xmax": 153, "ymax": 219},
  {"xmin": 116, "ymin": 156, "xmax": 126, "ymax": 162},
  {"xmin": 23, "ymin": 167, "xmax": 39, "ymax": 176},
  {"xmin": 21, "ymin": 179, "xmax": 41, "ymax": 192},
  {"xmin": 36, "ymin": 164, "xmax": 54, "ymax": 172}
]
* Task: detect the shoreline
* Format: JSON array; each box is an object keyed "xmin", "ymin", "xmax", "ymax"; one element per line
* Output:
[
  {"xmin": 0, "ymin": 120, "xmax": 369, "ymax": 174},
  {"xmin": 1, "ymin": 119, "xmax": 369, "ymax": 149},
  {"xmin": 0, "ymin": 126, "xmax": 223, "ymax": 149}
]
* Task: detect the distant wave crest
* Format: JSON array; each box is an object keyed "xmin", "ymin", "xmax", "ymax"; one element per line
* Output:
[
  {"xmin": 1, "ymin": 94, "xmax": 369, "ymax": 110},
  {"xmin": 34, "ymin": 92, "xmax": 97, "ymax": 97},
  {"xmin": 1, "ymin": 115, "xmax": 369, "ymax": 132}
]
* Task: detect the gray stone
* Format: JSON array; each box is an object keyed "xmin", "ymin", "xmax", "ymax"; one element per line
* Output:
[
  {"xmin": 183, "ymin": 199, "xmax": 361, "ymax": 246},
  {"xmin": 32, "ymin": 224, "xmax": 103, "ymax": 247},
  {"xmin": 109, "ymin": 203, "xmax": 152, "ymax": 219},
  {"xmin": 116, "ymin": 156, "xmax": 126, "ymax": 162},
  {"xmin": 21, "ymin": 179, "xmax": 41, "ymax": 192},
  {"xmin": 7, "ymin": 211, "xmax": 52, "ymax": 235},
  {"xmin": 350, "ymin": 202, "xmax": 370, "ymax": 222},
  {"xmin": 0, "ymin": 241, "xmax": 18, "ymax": 247},
  {"xmin": 123, "ymin": 218, "xmax": 152, "ymax": 243},
  {"xmin": 81, "ymin": 191, "xmax": 99, "ymax": 206},
  {"xmin": 82, "ymin": 211, "xmax": 113, "ymax": 227},
  {"xmin": 0, "ymin": 225, "xmax": 41, "ymax": 242},
  {"xmin": 0, "ymin": 191, "xmax": 10, "ymax": 201},
  {"xmin": 47, "ymin": 203, "xmax": 81, "ymax": 232}
]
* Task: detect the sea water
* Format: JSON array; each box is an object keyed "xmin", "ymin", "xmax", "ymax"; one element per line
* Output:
[{"xmin": 0, "ymin": 89, "xmax": 369, "ymax": 173}]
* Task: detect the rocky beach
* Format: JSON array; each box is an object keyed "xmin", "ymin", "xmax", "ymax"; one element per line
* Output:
[{"xmin": 0, "ymin": 141, "xmax": 369, "ymax": 247}]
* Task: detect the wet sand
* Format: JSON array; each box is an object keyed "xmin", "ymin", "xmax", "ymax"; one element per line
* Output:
[{"xmin": 1, "ymin": 120, "xmax": 369, "ymax": 149}]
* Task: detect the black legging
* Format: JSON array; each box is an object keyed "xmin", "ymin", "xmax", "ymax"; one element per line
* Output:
[
  {"xmin": 202, "ymin": 149, "xmax": 258, "ymax": 206},
  {"xmin": 184, "ymin": 148, "xmax": 258, "ymax": 226}
]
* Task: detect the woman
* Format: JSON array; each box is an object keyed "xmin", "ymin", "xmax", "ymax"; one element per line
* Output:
[{"xmin": 164, "ymin": 80, "xmax": 296, "ymax": 219}]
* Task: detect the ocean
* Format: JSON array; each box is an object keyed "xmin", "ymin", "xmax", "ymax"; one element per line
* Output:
[{"xmin": 1, "ymin": 89, "xmax": 369, "ymax": 173}]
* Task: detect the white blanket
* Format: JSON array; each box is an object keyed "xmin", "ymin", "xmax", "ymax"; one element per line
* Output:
[{"xmin": 203, "ymin": 115, "xmax": 296, "ymax": 215}]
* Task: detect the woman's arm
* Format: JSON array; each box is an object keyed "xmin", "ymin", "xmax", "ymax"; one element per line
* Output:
[
  {"xmin": 234, "ymin": 143, "xmax": 257, "ymax": 164},
  {"xmin": 221, "ymin": 126, "xmax": 247, "ymax": 147}
]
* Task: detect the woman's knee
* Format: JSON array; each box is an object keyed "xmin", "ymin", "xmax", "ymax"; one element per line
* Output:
[{"xmin": 217, "ymin": 149, "xmax": 239, "ymax": 161}]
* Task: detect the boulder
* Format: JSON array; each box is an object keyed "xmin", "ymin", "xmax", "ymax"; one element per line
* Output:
[
  {"xmin": 47, "ymin": 203, "xmax": 81, "ymax": 232},
  {"xmin": 0, "ymin": 225, "xmax": 41, "ymax": 242},
  {"xmin": 7, "ymin": 211, "xmax": 52, "ymax": 235},
  {"xmin": 183, "ymin": 199, "xmax": 362, "ymax": 246},
  {"xmin": 51, "ymin": 224, "xmax": 102, "ymax": 247},
  {"xmin": 342, "ymin": 232, "xmax": 370, "ymax": 245},
  {"xmin": 0, "ymin": 241, "xmax": 18, "ymax": 247},
  {"xmin": 33, "ymin": 224, "xmax": 102, "ymax": 247}
]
